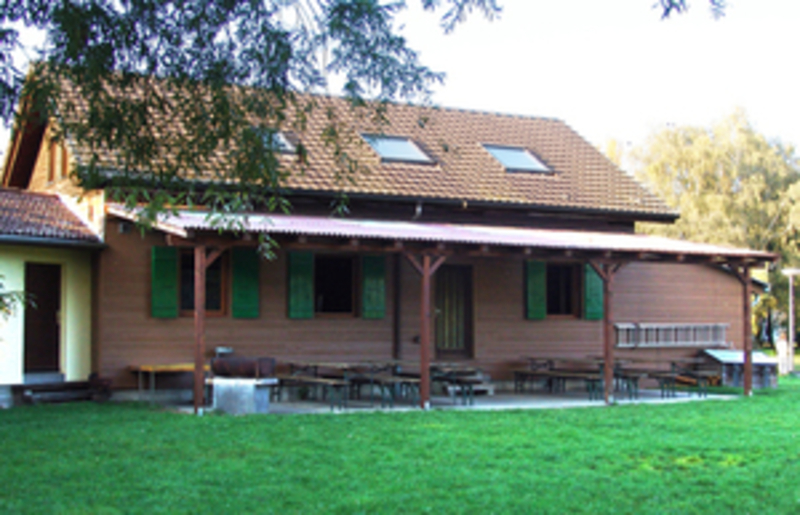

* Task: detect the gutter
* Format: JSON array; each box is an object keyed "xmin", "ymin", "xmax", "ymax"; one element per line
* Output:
[
  {"xmin": 288, "ymin": 189, "xmax": 681, "ymax": 224},
  {"xmin": 0, "ymin": 234, "xmax": 106, "ymax": 250}
]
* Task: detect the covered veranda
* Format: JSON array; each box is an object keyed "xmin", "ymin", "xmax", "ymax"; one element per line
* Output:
[{"xmin": 109, "ymin": 206, "xmax": 778, "ymax": 414}]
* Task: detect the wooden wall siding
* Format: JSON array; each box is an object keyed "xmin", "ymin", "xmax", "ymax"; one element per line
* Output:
[
  {"xmin": 397, "ymin": 257, "xmax": 745, "ymax": 380},
  {"xmin": 98, "ymin": 219, "xmax": 747, "ymax": 388},
  {"xmin": 24, "ymin": 125, "xmax": 106, "ymax": 236},
  {"xmin": 27, "ymin": 127, "xmax": 82, "ymax": 197},
  {"xmin": 98, "ymin": 220, "xmax": 396, "ymax": 388},
  {"xmin": 612, "ymin": 262, "xmax": 745, "ymax": 362}
]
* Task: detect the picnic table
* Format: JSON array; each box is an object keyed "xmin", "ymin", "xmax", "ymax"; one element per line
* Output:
[
  {"xmin": 277, "ymin": 361, "xmax": 406, "ymax": 409},
  {"xmin": 390, "ymin": 361, "xmax": 483, "ymax": 406},
  {"xmin": 610, "ymin": 356, "xmax": 714, "ymax": 398},
  {"xmin": 514, "ymin": 356, "xmax": 634, "ymax": 400}
]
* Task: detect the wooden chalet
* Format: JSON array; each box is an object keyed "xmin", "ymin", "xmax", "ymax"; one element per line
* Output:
[{"xmin": 0, "ymin": 92, "xmax": 777, "ymax": 410}]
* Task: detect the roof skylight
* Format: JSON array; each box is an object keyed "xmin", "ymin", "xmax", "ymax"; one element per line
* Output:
[
  {"xmin": 483, "ymin": 144, "xmax": 550, "ymax": 173},
  {"xmin": 256, "ymin": 128, "xmax": 295, "ymax": 154},
  {"xmin": 362, "ymin": 134, "xmax": 433, "ymax": 164}
]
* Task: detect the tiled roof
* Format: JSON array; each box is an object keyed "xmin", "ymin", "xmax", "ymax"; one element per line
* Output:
[
  {"xmin": 0, "ymin": 188, "xmax": 100, "ymax": 243},
  {"xmin": 56, "ymin": 80, "xmax": 674, "ymax": 219}
]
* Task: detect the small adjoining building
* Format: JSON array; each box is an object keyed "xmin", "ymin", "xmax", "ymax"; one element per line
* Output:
[{"xmin": 0, "ymin": 188, "xmax": 102, "ymax": 407}]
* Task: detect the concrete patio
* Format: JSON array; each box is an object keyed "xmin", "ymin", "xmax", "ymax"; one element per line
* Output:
[{"xmin": 261, "ymin": 387, "xmax": 737, "ymax": 415}]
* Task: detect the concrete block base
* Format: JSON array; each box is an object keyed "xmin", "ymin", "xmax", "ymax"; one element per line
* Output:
[{"xmin": 211, "ymin": 377, "xmax": 278, "ymax": 415}]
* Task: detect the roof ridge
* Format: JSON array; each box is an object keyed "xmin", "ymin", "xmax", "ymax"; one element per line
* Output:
[{"xmin": 300, "ymin": 90, "xmax": 563, "ymax": 123}]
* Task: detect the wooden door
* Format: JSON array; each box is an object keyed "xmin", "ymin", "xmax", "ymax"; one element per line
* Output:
[
  {"xmin": 24, "ymin": 263, "xmax": 61, "ymax": 372},
  {"xmin": 434, "ymin": 265, "xmax": 473, "ymax": 358}
]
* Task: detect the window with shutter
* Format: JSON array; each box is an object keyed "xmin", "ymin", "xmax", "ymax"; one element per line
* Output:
[
  {"xmin": 232, "ymin": 248, "xmax": 260, "ymax": 319},
  {"xmin": 287, "ymin": 251, "xmax": 314, "ymax": 319},
  {"xmin": 525, "ymin": 260, "xmax": 547, "ymax": 320},
  {"xmin": 151, "ymin": 246, "xmax": 179, "ymax": 318},
  {"xmin": 583, "ymin": 264, "xmax": 604, "ymax": 320},
  {"xmin": 361, "ymin": 255, "xmax": 386, "ymax": 319}
]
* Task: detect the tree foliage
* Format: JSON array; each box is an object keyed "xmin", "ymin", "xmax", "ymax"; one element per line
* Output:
[
  {"xmin": 630, "ymin": 110, "xmax": 800, "ymax": 343},
  {"xmin": 0, "ymin": 0, "xmax": 501, "ymax": 223},
  {"xmin": 0, "ymin": 274, "xmax": 26, "ymax": 319},
  {"xmin": 659, "ymin": 0, "xmax": 727, "ymax": 19}
]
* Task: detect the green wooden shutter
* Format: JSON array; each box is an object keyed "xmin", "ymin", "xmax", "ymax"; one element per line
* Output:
[
  {"xmin": 584, "ymin": 264, "xmax": 604, "ymax": 321},
  {"xmin": 361, "ymin": 255, "xmax": 386, "ymax": 319},
  {"xmin": 525, "ymin": 260, "xmax": 546, "ymax": 320},
  {"xmin": 287, "ymin": 251, "xmax": 314, "ymax": 319},
  {"xmin": 151, "ymin": 246, "xmax": 178, "ymax": 319},
  {"xmin": 232, "ymin": 248, "xmax": 260, "ymax": 319}
]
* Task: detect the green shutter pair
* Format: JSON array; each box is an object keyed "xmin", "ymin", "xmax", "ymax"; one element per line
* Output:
[
  {"xmin": 150, "ymin": 247, "xmax": 260, "ymax": 319},
  {"xmin": 287, "ymin": 252, "xmax": 386, "ymax": 319},
  {"xmin": 524, "ymin": 261, "xmax": 604, "ymax": 320}
]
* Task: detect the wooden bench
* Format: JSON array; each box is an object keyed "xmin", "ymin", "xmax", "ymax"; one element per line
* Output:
[
  {"xmin": 273, "ymin": 374, "xmax": 350, "ymax": 410},
  {"xmin": 372, "ymin": 375, "xmax": 421, "ymax": 408},
  {"xmin": 446, "ymin": 376, "xmax": 484, "ymax": 406},
  {"xmin": 614, "ymin": 370, "xmax": 647, "ymax": 400},
  {"xmin": 513, "ymin": 369, "xmax": 602, "ymax": 400},
  {"xmin": 11, "ymin": 376, "xmax": 111, "ymax": 405}
]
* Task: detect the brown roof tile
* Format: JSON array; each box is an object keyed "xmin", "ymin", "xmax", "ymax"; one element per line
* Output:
[
  {"xmin": 0, "ymin": 188, "xmax": 100, "ymax": 243},
  {"xmin": 54, "ymin": 79, "xmax": 674, "ymax": 219}
]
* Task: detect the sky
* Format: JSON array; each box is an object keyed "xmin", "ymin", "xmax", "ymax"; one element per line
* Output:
[
  {"xmin": 393, "ymin": 0, "xmax": 800, "ymax": 155},
  {"xmin": 2, "ymin": 1, "xmax": 798, "ymax": 162}
]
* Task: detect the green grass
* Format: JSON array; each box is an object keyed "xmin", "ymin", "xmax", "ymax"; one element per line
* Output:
[{"xmin": 3, "ymin": 380, "xmax": 800, "ymax": 515}]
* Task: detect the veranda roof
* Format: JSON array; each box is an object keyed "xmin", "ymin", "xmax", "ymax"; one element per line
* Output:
[{"xmin": 108, "ymin": 205, "xmax": 776, "ymax": 264}]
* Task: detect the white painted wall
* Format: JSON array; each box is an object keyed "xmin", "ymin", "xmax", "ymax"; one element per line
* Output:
[{"xmin": 0, "ymin": 245, "xmax": 93, "ymax": 384}]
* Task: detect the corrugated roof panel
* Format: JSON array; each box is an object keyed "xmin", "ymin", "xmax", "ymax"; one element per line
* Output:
[{"xmin": 108, "ymin": 205, "xmax": 775, "ymax": 262}]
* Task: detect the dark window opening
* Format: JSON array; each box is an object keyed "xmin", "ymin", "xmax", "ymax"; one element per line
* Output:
[
  {"xmin": 547, "ymin": 264, "xmax": 576, "ymax": 315},
  {"xmin": 315, "ymin": 255, "xmax": 354, "ymax": 313},
  {"xmin": 180, "ymin": 251, "xmax": 225, "ymax": 314}
]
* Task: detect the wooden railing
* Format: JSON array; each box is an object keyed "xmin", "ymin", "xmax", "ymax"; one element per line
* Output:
[{"xmin": 614, "ymin": 323, "xmax": 729, "ymax": 349}]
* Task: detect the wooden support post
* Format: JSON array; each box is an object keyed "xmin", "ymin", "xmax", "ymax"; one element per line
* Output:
[
  {"xmin": 193, "ymin": 245, "xmax": 207, "ymax": 415},
  {"xmin": 405, "ymin": 252, "xmax": 447, "ymax": 410},
  {"xmin": 743, "ymin": 266, "xmax": 753, "ymax": 396},
  {"xmin": 589, "ymin": 261, "xmax": 624, "ymax": 405},
  {"xmin": 601, "ymin": 265, "xmax": 615, "ymax": 404},
  {"xmin": 393, "ymin": 254, "xmax": 402, "ymax": 360},
  {"xmin": 789, "ymin": 274, "xmax": 795, "ymax": 374},
  {"xmin": 730, "ymin": 263, "xmax": 754, "ymax": 397},
  {"xmin": 420, "ymin": 255, "xmax": 432, "ymax": 410}
]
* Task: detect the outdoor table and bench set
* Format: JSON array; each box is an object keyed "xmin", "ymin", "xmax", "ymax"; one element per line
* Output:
[
  {"xmin": 512, "ymin": 355, "xmax": 715, "ymax": 400},
  {"xmin": 128, "ymin": 357, "xmax": 483, "ymax": 411},
  {"xmin": 273, "ymin": 360, "xmax": 482, "ymax": 409}
]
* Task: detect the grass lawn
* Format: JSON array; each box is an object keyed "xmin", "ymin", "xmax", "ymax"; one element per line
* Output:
[{"xmin": 2, "ymin": 380, "xmax": 800, "ymax": 515}]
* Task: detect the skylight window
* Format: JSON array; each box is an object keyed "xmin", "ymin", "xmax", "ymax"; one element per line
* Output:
[
  {"xmin": 483, "ymin": 144, "xmax": 550, "ymax": 173},
  {"xmin": 256, "ymin": 128, "xmax": 295, "ymax": 154},
  {"xmin": 362, "ymin": 134, "xmax": 433, "ymax": 164}
]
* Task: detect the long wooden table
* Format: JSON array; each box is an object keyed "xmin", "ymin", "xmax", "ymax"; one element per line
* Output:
[{"xmin": 128, "ymin": 363, "xmax": 209, "ymax": 404}]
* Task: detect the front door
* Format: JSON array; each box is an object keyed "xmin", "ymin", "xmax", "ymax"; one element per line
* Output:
[
  {"xmin": 434, "ymin": 265, "xmax": 473, "ymax": 358},
  {"xmin": 24, "ymin": 263, "xmax": 61, "ymax": 372}
]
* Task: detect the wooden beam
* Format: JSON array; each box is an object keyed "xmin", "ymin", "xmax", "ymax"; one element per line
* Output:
[
  {"xmin": 168, "ymin": 233, "xmax": 253, "ymax": 248},
  {"xmin": 205, "ymin": 247, "xmax": 227, "ymax": 269},
  {"xmin": 430, "ymin": 255, "xmax": 447, "ymax": 275},
  {"xmin": 404, "ymin": 253, "xmax": 423, "ymax": 275},
  {"xmin": 193, "ymin": 245, "xmax": 207, "ymax": 415}
]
